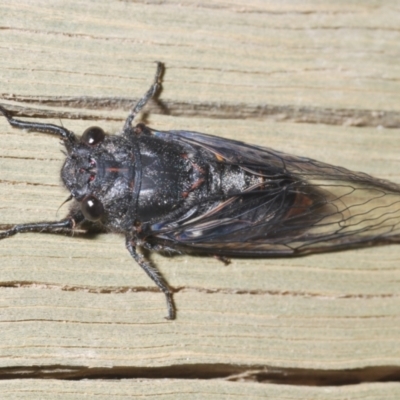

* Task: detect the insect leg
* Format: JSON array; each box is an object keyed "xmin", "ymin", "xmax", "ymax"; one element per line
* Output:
[
  {"xmin": 125, "ymin": 234, "xmax": 176, "ymax": 320},
  {"xmin": 213, "ymin": 255, "xmax": 231, "ymax": 265},
  {"xmin": 0, "ymin": 212, "xmax": 84, "ymax": 240},
  {"xmin": 123, "ymin": 62, "xmax": 164, "ymax": 130},
  {"xmin": 0, "ymin": 105, "xmax": 76, "ymax": 144}
]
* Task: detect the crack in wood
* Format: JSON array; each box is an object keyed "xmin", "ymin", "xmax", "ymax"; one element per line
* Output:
[
  {"xmin": 1, "ymin": 96, "xmax": 399, "ymax": 128},
  {"xmin": 0, "ymin": 364, "xmax": 399, "ymax": 386},
  {"xmin": 0, "ymin": 281, "xmax": 397, "ymax": 299}
]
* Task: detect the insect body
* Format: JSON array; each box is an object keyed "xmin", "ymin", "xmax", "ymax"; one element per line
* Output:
[{"xmin": 1, "ymin": 63, "xmax": 400, "ymax": 319}]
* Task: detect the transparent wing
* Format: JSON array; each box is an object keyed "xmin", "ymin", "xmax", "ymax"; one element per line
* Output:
[{"xmin": 149, "ymin": 129, "xmax": 400, "ymax": 256}]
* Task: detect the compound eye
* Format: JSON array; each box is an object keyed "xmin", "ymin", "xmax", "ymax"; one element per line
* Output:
[
  {"xmin": 81, "ymin": 195, "xmax": 104, "ymax": 221},
  {"xmin": 81, "ymin": 126, "xmax": 105, "ymax": 146}
]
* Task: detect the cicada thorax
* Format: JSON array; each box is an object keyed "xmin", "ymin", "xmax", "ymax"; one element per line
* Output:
[
  {"xmin": 134, "ymin": 134, "xmax": 210, "ymax": 223},
  {"xmin": 62, "ymin": 126, "xmax": 215, "ymax": 233}
]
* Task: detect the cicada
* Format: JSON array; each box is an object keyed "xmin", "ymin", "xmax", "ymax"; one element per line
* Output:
[{"xmin": 1, "ymin": 63, "xmax": 400, "ymax": 319}]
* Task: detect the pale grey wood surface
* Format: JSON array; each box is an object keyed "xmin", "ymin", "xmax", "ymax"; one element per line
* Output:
[{"xmin": 0, "ymin": 0, "xmax": 400, "ymax": 398}]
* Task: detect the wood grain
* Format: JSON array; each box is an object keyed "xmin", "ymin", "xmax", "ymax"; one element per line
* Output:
[{"xmin": 1, "ymin": 0, "xmax": 400, "ymax": 398}]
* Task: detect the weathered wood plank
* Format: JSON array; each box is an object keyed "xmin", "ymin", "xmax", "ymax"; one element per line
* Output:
[
  {"xmin": 2, "ymin": 380, "xmax": 400, "ymax": 400},
  {"xmin": 0, "ymin": 0, "xmax": 399, "ymax": 397}
]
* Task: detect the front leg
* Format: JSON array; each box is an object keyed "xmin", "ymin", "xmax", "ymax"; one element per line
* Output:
[
  {"xmin": 123, "ymin": 62, "xmax": 163, "ymax": 131},
  {"xmin": 0, "ymin": 211, "xmax": 85, "ymax": 240},
  {"xmin": 125, "ymin": 234, "xmax": 176, "ymax": 320}
]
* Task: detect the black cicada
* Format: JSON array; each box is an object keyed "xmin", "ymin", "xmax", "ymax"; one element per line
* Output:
[{"xmin": 1, "ymin": 63, "xmax": 400, "ymax": 319}]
